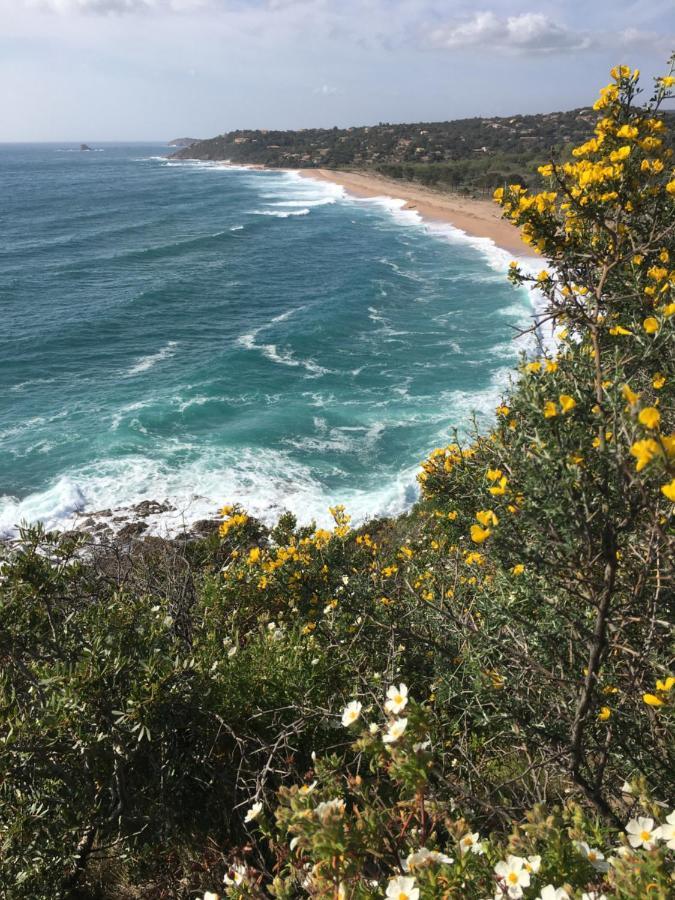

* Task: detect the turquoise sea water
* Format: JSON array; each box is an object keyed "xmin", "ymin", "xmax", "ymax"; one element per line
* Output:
[{"xmin": 0, "ymin": 143, "xmax": 538, "ymax": 535}]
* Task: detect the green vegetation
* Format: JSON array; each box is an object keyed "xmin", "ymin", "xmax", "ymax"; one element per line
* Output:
[
  {"xmin": 173, "ymin": 106, "xmax": 674, "ymax": 196},
  {"xmin": 2, "ymin": 67, "xmax": 674, "ymax": 899}
]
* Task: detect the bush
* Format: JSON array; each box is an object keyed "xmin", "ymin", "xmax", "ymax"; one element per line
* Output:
[{"xmin": 0, "ymin": 64, "xmax": 673, "ymax": 899}]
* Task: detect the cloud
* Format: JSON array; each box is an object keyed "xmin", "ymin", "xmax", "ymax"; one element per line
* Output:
[{"xmin": 427, "ymin": 11, "xmax": 592, "ymax": 54}]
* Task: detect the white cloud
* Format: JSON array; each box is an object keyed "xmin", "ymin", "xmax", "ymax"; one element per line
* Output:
[{"xmin": 428, "ymin": 11, "xmax": 591, "ymax": 54}]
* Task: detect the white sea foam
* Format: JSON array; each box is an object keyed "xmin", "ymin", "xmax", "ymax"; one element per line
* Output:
[
  {"xmin": 237, "ymin": 307, "xmax": 330, "ymax": 376},
  {"xmin": 0, "ymin": 449, "xmax": 418, "ymax": 540},
  {"xmin": 123, "ymin": 341, "xmax": 178, "ymax": 377},
  {"xmin": 270, "ymin": 199, "xmax": 332, "ymax": 208},
  {"xmin": 252, "ymin": 208, "xmax": 311, "ymax": 218},
  {"xmin": 10, "ymin": 377, "xmax": 57, "ymax": 393},
  {"xmin": 0, "ymin": 477, "xmax": 87, "ymax": 537}
]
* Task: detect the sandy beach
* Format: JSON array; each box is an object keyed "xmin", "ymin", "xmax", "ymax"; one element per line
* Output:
[{"xmin": 298, "ymin": 169, "xmax": 530, "ymax": 256}]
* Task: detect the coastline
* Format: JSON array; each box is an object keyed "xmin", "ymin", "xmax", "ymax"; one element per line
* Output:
[{"xmin": 297, "ymin": 168, "xmax": 530, "ymax": 256}]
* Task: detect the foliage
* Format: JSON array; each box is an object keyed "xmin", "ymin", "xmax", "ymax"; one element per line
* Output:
[{"xmin": 1, "ymin": 66, "xmax": 674, "ymax": 898}]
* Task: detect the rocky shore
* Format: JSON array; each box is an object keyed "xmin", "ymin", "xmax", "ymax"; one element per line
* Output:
[{"xmin": 0, "ymin": 499, "xmax": 223, "ymax": 547}]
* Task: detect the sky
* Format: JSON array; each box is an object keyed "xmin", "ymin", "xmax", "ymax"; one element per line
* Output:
[{"xmin": 1, "ymin": 1, "xmax": 673, "ymax": 141}]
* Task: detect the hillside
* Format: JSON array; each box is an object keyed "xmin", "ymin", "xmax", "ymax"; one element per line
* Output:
[{"xmin": 172, "ymin": 107, "xmax": 674, "ymax": 194}]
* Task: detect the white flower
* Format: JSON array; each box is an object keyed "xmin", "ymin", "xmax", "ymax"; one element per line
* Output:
[
  {"xmin": 404, "ymin": 847, "xmax": 453, "ymax": 871},
  {"xmin": 524, "ymin": 854, "xmax": 541, "ymax": 874},
  {"xmin": 494, "ymin": 855, "xmax": 530, "ymax": 899},
  {"xmin": 575, "ymin": 841, "xmax": 609, "ymax": 872},
  {"xmin": 341, "ymin": 700, "xmax": 363, "ymax": 727},
  {"xmin": 385, "ymin": 683, "xmax": 409, "ymax": 714},
  {"xmin": 385, "ymin": 875, "xmax": 419, "ymax": 900},
  {"xmin": 244, "ymin": 801, "xmax": 263, "ymax": 823},
  {"xmin": 202, "ymin": 893, "xmax": 220, "ymax": 900},
  {"xmin": 289, "ymin": 836, "xmax": 300, "ymax": 851},
  {"xmin": 626, "ymin": 816, "xmax": 658, "ymax": 849},
  {"xmin": 656, "ymin": 810, "xmax": 675, "ymax": 850},
  {"xmin": 413, "ymin": 740, "xmax": 430, "ymax": 752},
  {"xmin": 383, "ymin": 717, "xmax": 408, "ymax": 743},
  {"xmin": 314, "ymin": 798, "xmax": 346, "ymax": 824},
  {"xmin": 459, "ymin": 831, "xmax": 485, "ymax": 855},
  {"xmin": 537, "ymin": 887, "xmax": 569, "ymax": 900},
  {"xmin": 581, "ymin": 894, "xmax": 607, "ymax": 900},
  {"xmin": 223, "ymin": 863, "xmax": 248, "ymax": 886},
  {"xmin": 369, "ymin": 722, "xmax": 380, "ymax": 734},
  {"xmin": 227, "ymin": 645, "xmax": 238, "ymax": 658},
  {"xmin": 621, "ymin": 780, "xmax": 633, "ymax": 794}
]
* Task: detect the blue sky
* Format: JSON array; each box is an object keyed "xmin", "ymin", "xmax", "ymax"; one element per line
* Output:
[{"xmin": 1, "ymin": 1, "xmax": 673, "ymax": 140}]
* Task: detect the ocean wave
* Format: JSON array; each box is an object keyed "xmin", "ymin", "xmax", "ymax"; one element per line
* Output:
[
  {"xmin": 269, "ymin": 198, "xmax": 336, "ymax": 208},
  {"xmin": 0, "ymin": 449, "xmax": 418, "ymax": 540},
  {"xmin": 252, "ymin": 208, "xmax": 311, "ymax": 218},
  {"xmin": 10, "ymin": 376, "xmax": 57, "ymax": 393},
  {"xmin": 123, "ymin": 341, "xmax": 178, "ymax": 378},
  {"xmin": 236, "ymin": 307, "xmax": 330, "ymax": 375}
]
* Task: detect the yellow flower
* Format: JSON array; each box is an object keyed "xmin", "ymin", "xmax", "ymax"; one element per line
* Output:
[
  {"xmin": 622, "ymin": 384, "xmax": 640, "ymax": 405},
  {"xmin": 630, "ymin": 438, "xmax": 661, "ymax": 471},
  {"xmin": 470, "ymin": 524, "xmax": 491, "ymax": 544},
  {"xmin": 656, "ymin": 676, "xmax": 675, "ymax": 692},
  {"xmin": 632, "ymin": 254, "xmax": 644, "ymax": 265},
  {"xmin": 538, "ymin": 163, "xmax": 554, "ymax": 177},
  {"xmin": 660, "ymin": 76, "xmax": 675, "ymax": 87},
  {"xmin": 638, "ymin": 407, "xmax": 661, "ymax": 430},
  {"xmin": 598, "ymin": 706, "xmax": 611, "ymax": 721},
  {"xmin": 610, "ymin": 145, "xmax": 631, "ymax": 161},
  {"xmin": 486, "ymin": 468, "xmax": 503, "ymax": 481},
  {"xmin": 543, "ymin": 401, "xmax": 558, "ymax": 418},
  {"xmin": 616, "ymin": 124, "xmax": 638, "ymax": 139},
  {"xmin": 662, "ymin": 479, "xmax": 675, "ymax": 501},
  {"xmin": 609, "ymin": 325, "xmax": 632, "ymax": 335},
  {"xmin": 511, "ymin": 564, "xmax": 525, "ymax": 576},
  {"xmin": 248, "ymin": 547, "xmax": 261, "ymax": 564},
  {"xmin": 464, "ymin": 551, "xmax": 484, "ymax": 566},
  {"xmin": 496, "ymin": 404, "xmax": 510, "ymax": 416},
  {"xmin": 559, "ymin": 394, "xmax": 576, "ymax": 414},
  {"xmin": 643, "ymin": 317, "xmax": 659, "ymax": 334},
  {"xmin": 545, "ymin": 360, "xmax": 558, "ymax": 373},
  {"xmin": 489, "ymin": 476, "xmax": 508, "ymax": 496},
  {"xmin": 476, "ymin": 509, "xmax": 499, "ymax": 527},
  {"xmin": 525, "ymin": 360, "xmax": 542, "ymax": 374},
  {"xmin": 665, "ymin": 303, "xmax": 675, "ymax": 317},
  {"xmin": 667, "ymin": 180, "xmax": 675, "ymax": 196},
  {"xmin": 643, "ymin": 693, "xmax": 664, "ymax": 707},
  {"xmin": 447, "ymin": 510, "xmax": 458, "ymax": 521},
  {"xmin": 653, "ymin": 373, "xmax": 666, "ymax": 390}
]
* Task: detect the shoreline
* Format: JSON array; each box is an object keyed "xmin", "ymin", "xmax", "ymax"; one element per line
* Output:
[{"xmin": 296, "ymin": 168, "xmax": 530, "ymax": 256}]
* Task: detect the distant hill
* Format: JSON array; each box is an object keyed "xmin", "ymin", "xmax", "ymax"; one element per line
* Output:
[
  {"xmin": 168, "ymin": 137, "xmax": 200, "ymax": 148},
  {"xmin": 172, "ymin": 108, "xmax": 673, "ymax": 195}
]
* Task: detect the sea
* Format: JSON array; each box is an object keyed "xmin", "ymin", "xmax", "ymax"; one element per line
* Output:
[{"xmin": 0, "ymin": 143, "xmax": 542, "ymax": 537}]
